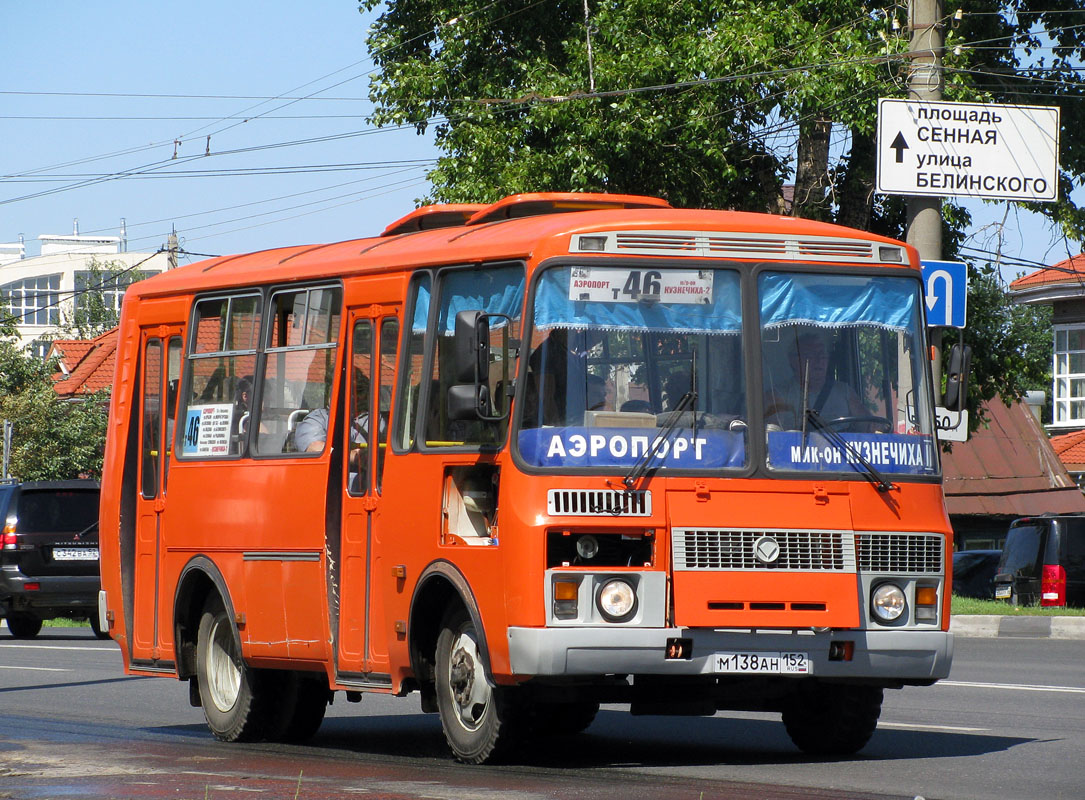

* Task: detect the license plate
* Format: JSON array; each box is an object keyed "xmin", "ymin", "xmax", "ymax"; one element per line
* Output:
[
  {"xmin": 994, "ymin": 585, "xmax": 1011, "ymax": 599},
  {"xmin": 714, "ymin": 651, "xmax": 810, "ymax": 674},
  {"xmin": 52, "ymin": 548, "xmax": 99, "ymax": 561}
]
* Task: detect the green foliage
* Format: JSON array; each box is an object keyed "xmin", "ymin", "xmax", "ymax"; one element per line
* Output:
[
  {"xmin": 0, "ymin": 382, "xmax": 109, "ymax": 481},
  {"xmin": 58, "ymin": 258, "xmax": 141, "ymax": 340}
]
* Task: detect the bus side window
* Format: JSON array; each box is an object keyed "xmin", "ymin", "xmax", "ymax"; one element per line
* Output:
[
  {"xmin": 180, "ymin": 294, "xmax": 260, "ymax": 459},
  {"xmin": 257, "ymin": 285, "xmax": 342, "ymax": 456},
  {"xmin": 394, "ymin": 273, "xmax": 431, "ymax": 450}
]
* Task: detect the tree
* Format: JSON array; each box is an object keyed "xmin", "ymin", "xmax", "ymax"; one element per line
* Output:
[
  {"xmin": 361, "ymin": 0, "xmax": 1082, "ymax": 427},
  {"xmin": 0, "ymin": 273, "xmax": 114, "ymax": 481}
]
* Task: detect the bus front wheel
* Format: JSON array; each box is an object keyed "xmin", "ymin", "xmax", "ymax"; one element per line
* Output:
[
  {"xmin": 782, "ymin": 683, "xmax": 883, "ymax": 755},
  {"xmin": 196, "ymin": 599, "xmax": 271, "ymax": 742},
  {"xmin": 435, "ymin": 606, "xmax": 523, "ymax": 763}
]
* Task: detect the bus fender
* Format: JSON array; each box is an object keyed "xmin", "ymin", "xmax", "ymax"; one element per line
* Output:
[
  {"xmin": 409, "ymin": 560, "xmax": 493, "ymax": 695},
  {"xmin": 173, "ymin": 555, "xmax": 238, "ymax": 680}
]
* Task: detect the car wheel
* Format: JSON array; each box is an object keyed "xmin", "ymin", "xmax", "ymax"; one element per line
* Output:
[
  {"xmin": 5, "ymin": 613, "xmax": 44, "ymax": 639},
  {"xmin": 435, "ymin": 606, "xmax": 525, "ymax": 763},
  {"xmin": 195, "ymin": 598, "xmax": 274, "ymax": 742},
  {"xmin": 782, "ymin": 683, "xmax": 883, "ymax": 756},
  {"xmin": 88, "ymin": 614, "xmax": 111, "ymax": 640}
]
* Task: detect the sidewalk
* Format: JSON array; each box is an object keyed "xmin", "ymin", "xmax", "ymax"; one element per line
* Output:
[{"xmin": 950, "ymin": 614, "xmax": 1085, "ymax": 639}]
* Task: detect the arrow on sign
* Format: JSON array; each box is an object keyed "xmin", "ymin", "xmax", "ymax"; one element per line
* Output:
[
  {"xmin": 926, "ymin": 269, "xmax": 954, "ymax": 324},
  {"xmin": 890, "ymin": 132, "xmax": 909, "ymax": 163}
]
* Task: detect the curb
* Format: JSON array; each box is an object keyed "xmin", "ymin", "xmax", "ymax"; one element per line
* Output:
[{"xmin": 950, "ymin": 614, "xmax": 1085, "ymax": 639}]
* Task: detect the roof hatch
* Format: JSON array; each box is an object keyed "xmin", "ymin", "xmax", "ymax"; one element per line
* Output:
[{"xmin": 381, "ymin": 204, "xmax": 487, "ymax": 237}]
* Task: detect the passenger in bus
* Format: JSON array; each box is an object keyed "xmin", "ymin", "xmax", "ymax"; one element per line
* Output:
[
  {"xmin": 765, "ymin": 330, "xmax": 868, "ymax": 430},
  {"xmin": 586, "ymin": 373, "xmax": 609, "ymax": 411},
  {"xmin": 620, "ymin": 399, "xmax": 653, "ymax": 414},
  {"xmin": 294, "ymin": 372, "xmax": 384, "ymax": 463}
]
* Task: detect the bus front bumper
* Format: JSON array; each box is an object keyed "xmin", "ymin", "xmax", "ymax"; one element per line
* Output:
[{"xmin": 507, "ymin": 626, "xmax": 953, "ymax": 682}]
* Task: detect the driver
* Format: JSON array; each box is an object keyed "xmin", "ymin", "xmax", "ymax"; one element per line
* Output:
[{"xmin": 765, "ymin": 330, "xmax": 870, "ymax": 430}]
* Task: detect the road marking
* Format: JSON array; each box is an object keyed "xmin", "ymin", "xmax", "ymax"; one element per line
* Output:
[
  {"xmin": 0, "ymin": 664, "xmax": 68, "ymax": 672},
  {"xmin": 939, "ymin": 680, "xmax": 1085, "ymax": 694},
  {"xmin": 0, "ymin": 644, "xmax": 117, "ymax": 652},
  {"xmin": 880, "ymin": 721, "xmax": 987, "ymax": 732}
]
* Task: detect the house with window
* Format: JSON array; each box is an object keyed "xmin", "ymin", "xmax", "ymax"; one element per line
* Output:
[{"xmin": 0, "ymin": 226, "xmax": 167, "ymax": 357}]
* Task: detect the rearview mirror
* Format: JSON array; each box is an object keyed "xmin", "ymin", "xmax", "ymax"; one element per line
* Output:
[{"xmin": 943, "ymin": 343, "xmax": 972, "ymax": 412}]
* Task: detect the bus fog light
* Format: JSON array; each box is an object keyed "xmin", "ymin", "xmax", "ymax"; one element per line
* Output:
[
  {"xmin": 597, "ymin": 579, "xmax": 636, "ymax": 622},
  {"xmin": 871, "ymin": 583, "xmax": 906, "ymax": 623}
]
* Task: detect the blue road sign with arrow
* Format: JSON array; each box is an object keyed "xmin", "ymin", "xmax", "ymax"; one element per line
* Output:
[{"xmin": 921, "ymin": 260, "xmax": 968, "ymax": 328}]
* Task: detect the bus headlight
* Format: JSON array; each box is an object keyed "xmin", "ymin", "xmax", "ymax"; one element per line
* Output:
[
  {"xmin": 597, "ymin": 578, "xmax": 637, "ymax": 622},
  {"xmin": 871, "ymin": 583, "xmax": 906, "ymax": 623}
]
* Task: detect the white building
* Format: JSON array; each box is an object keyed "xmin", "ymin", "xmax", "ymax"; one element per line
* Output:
[{"xmin": 1, "ymin": 224, "xmax": 169, "ymax": 356}]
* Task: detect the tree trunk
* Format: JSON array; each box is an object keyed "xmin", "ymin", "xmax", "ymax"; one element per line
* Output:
[
  {"xmin": 792, "ymin": 116, "xmax": 832, "ymax": 220},
  {"xmin": 836, "ymin": 128, "xmax": 876, "ymax": 231}
]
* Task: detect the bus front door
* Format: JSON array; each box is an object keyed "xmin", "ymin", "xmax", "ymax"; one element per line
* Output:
[
  {"xmin": 132, "ymin": 327, "xmax": 183, "ymax": 664},
  {"xmin": 337, "ymin": 308, "xmax": 399, "ymax": 683}
]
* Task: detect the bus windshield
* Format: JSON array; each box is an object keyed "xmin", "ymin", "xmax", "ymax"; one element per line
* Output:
[
  {"xmin": 518, "ymin": 265, "xmax": 747, "ymax": 472},
  {"xmin": 516, "ymin": 264, "xmax": 936, "ymax": 480},
  {"xmin": 759, "ymin": 271, "xmax": 936, "ymax": 478}
]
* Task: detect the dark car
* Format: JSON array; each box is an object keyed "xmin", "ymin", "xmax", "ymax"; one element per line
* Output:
[
  {"xmin": 994, "ymin": 516, "xmax": 1085, "ymax": 608},
  {"xmin": 0, "ymin": 479, "xmax": 103, "ymax": 638},
  {"xmin": 952, "ymin": 549, "xmax": 1002, "ymax": 599}
]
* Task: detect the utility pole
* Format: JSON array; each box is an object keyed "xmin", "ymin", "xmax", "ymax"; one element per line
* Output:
[
  {"xmin": 907, "ymin": 0, "xmax": 945, "ymax": 393},
  {"xmin": 167, "ymin": 227, "xmax": 179, "ymax": 270}
]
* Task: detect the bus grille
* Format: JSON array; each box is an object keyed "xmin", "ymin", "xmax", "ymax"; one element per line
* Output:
[
  {"xmin": 672, "ymin": 529, "xmax": 854, "ymax": 572},
  {"xmin": 547, "ymin": 489, "xmax": 652, "ymax": 517},
  {"xmin": 856, "ymin": 533, "xmax": 944, "ymax": 574},
  {"xmin": 602, "ymin": 231, "xmax": 879, "ymax": 263}
]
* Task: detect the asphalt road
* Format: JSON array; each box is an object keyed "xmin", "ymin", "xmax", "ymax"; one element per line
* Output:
[{"xmin": 1, "ymin": 626, "xmax": 1082, "ymax": 800}]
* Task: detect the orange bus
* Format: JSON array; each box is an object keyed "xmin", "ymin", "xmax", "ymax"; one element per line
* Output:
[{"xmin": 99, "ymin": 193, "xmax": 954, "ymax": 763}]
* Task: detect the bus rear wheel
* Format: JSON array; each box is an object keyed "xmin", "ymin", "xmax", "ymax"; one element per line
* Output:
[
  {"xmin": 435, "ymin": 606, "xmax": 524, "ymax": 763},
  {"xmin": 782, "ymin": 683, "xmax": 883, "ymax": 755},
  {"xmin": 196, "ymin": 599, "xmax": 273, "ymax": 742}
]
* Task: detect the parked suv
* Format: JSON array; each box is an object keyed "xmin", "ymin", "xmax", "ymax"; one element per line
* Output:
[
  {"xmin": 0, "ymin": 479, "xmax": 103, "ymax": 638},
  {"xmin": 994, "ymin": 516, "xmax": 1085, "ymax": 607}
]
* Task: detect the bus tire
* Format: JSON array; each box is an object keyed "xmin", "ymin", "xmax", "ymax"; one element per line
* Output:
[
  {"xmin": 5, "ymin": 613, "xmax": 43, "ymax": 639},
  {"xmin": 88, "ymin": 614, "xmax": 111, "ymax": 640},
  {"xmin": 531, "ymin": 701, "xmax": 599, "ymax": 736},
  {"xmin": 782, "ymin": 683, "xmax": 883, "ymax": 755},
  {"xmin": 272, "ymin": 671, "xmax": 329, "ymax": 743},
  {"xmin": 195, "ymin": 599, "xmax": 271, "ymax": 742},
  {"xmin": 435, "ymin": 606, "xmax": 523, "ymax": 763}
]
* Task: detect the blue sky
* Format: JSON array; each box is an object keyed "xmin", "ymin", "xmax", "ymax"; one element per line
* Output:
[{"xmin": 1, "ymin": 1, "xmax": 1077, "ymax": 279}]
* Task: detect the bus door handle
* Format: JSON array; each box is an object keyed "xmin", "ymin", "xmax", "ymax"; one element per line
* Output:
[{"xmin": 154, "ymin": 497, "xmax": 166, "ymax": 513}]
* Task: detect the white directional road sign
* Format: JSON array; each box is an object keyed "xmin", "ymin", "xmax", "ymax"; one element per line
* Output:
[
  {"xmin": 877, "ymin": 99, "xmax": 1059, "ymax": 201},
  {"xmin": 921, "ymin": 260, "xmax": 968, "ymax": 328}
]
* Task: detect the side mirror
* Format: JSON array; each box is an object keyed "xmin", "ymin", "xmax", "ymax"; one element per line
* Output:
[
  {"xmin": 454, "ymin": 310, "xmax": 490, "ymax": 384},
  {"xmin": 448, "ymin": 384, "xmax": 491, "ymax": 421},
  {"xmin": 943, "ymin": 343, "xmax": 972, "ymax": 412}
]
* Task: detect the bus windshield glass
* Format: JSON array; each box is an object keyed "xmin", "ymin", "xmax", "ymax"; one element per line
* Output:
[
  {"xmin": 759, "ymin": 271, "xmax": 937, "ymax": 478},
  {"xmin": 518, "ymin": 265, "xmax": 747, "ymax": 472}
]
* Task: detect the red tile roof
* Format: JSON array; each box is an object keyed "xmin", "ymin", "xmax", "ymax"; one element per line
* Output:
[
  {"xmin": 1009, "ymin": 254, "xmax": 1085, "ymax": 290},
  {"xmin": 942, "ymin": 396, "xmax": 1085, "ymax": 515},
  {"xmin": 48, "ymin": 329, "xmax": 118, "ymax": 397},
  {"xmin": 1050, "ymin": 428, "xmax": 1085, "ymax": 468}
]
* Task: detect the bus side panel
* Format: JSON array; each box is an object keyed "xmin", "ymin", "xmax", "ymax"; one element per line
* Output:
[{"xmin": 159, "ymin": 460, "xmax": 329, "ymax": 663}]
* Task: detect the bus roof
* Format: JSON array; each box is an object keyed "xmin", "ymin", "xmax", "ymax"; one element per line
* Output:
[{"xmin": 124, "ymin": 194, "xmax": 917, "ymax": 301}]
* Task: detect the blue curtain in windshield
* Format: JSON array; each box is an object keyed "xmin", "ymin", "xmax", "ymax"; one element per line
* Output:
[
  {"xmin": 534, "ymin": 267, "xmax": 741, "ymax": 333},
  {"xmin": 759, "ymin": 272, "xmax": 918, "ymax": 332},
  {"xmin": 411, "ymin": 281, "xmax": 431, "ymax": 333},
  {"xmin": 436, "ymin": 267, "xmax": 525, "ymax": 335}
]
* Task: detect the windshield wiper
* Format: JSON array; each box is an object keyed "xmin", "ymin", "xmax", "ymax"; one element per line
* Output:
[
  {"xmin": 804, "ymin": 408, "xmax": 896, "ymax": 493},
  {"xmin": 622, "ymin": 390, "xmax": 696, "ymax": 491}
]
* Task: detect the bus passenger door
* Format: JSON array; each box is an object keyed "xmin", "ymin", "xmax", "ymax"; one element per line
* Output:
[
  {"xmin": 133, "ymin": 327, "xmax": 183, "ymax": 664},
  {"xmin": 338, "ymin": 308, "xmax": 398, "ymax": 680}
]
